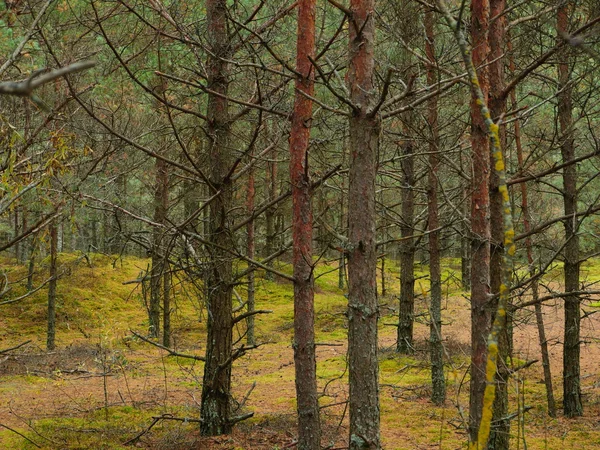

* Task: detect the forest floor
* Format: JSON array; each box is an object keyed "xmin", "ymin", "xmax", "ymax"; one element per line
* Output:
[{"xmin": 0, "ymin": 253, "xmax": 599, "ymax": 449}]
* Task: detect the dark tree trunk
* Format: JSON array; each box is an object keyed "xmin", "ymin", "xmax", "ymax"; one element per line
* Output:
[
  {"xmin": 468, "ymin": 0, "xmax": 492, "ymax": 441},
  {"xmin": 27, "ymin": 237, "xmax": 36, "ymax": 291},
  {"xmin": 347, "ymin": 1, "xmax": 380, "ymax": 448},
  {"xmin": 461, "ymin": 191, "xmax": 471, "ymax": 291},
  {"xmin": 246, "ymin": 159, "xmax": 256, "ymax": 346},
  {"xmin": 289, "ymin": 2, "xmax": 321, "ymax": 447},
  {"xmin": 488, "ymin": 0, "xmax": 510, "ymax": 446},
  {"xmin": 200, "ymin": 0, "xmax": 234, "ymax": 436},
  {"xmin": 425, "ymin": 7, "xmax": 445, "ymax": 406},
  {"xmin": 264, "ymin": 144, "xmax": 277, "ymax": 280},
  {"xmin": 163, "ymin": 266, "xmax": 171, "ymax": 347},
  {"xmin": 149, "ymin": 155, "xmax": 167, "ymax": 339},
  {"xmin": 506, "ymin": 25, "xmax": 556, "ymax": 418},
  {"xmin": 557, "ymin": 2, "xmax": 582, "ymax": 418},
  {"xmin": 396, "ymin": 45, "xmax": 416, "ymax": 353},
  {"xmin": 47, "ymin": 222, "xmax": 58, "ymax": 351}
]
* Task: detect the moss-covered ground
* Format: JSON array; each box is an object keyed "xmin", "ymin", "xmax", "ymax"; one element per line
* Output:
[{"xmin": 0, "ymin": 253, "xmax": 599, "ymax": 449}]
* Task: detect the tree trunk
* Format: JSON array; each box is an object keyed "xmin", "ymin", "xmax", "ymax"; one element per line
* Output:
[
  {"xmin": 507, "ymin": 27, "xmax": 557, "ymax": 417},
  {"xmin": 149, "ymin": 154, "xmax": 167, "ymax": 339},
  {"xmin": 47, "ymin": 222, "xmax": 58, "ymax": 351},
  {"xmin": 289, "ymin": 2, "xmax": 321, "ymax": 447},
  {"xmin": 397, "ymin": 69, "xmax": 416, "ymax": 356},
  {"xmin": 347, "ymin": 1, "xmax": 381, "ymax": 448},
  {"xmin": 487, "ymin": 0, "xmax": 510, "ymax": 446},
  {"xmin": 200, "ymin": 0, "xmax": 234, "ymax": 436},
  {"xmin": 246, "ymin": 158, "xmax": 256, "ymax": 346},
  {"xmin": 425, "ymin": 7, "xmax": 445, "ymax": 406},
  {"xmin": 265, "ymin": 141, "xmax": 277, "ymax": 280},
  {"xmin": 468, "ymin": 0, "xmax": 492, "ymax": 441},
  {"xmin": 163, "ymin": 265, "xmax": 171, "ymax": 347},
  {"xmin": 461, "ymin": 187, "xmax": 471, "ymax": 291},
  {"xmin": 557, "ymin": 1, "xmax": 582, "ymax": 418}
]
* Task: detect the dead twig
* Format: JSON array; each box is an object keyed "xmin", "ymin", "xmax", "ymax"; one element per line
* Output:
[{"xmin": 130, "ymin": 330, "xmax": 205, "ymax": 361}]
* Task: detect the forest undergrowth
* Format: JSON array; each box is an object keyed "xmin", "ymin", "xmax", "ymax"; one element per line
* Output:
[{"xmin": 0, "ymin": 253, "xmax": 599, "ymax": 449}]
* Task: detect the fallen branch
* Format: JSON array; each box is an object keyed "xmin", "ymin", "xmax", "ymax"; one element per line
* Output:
[
  {"xmin": 0, "ymin": 340, "xmax": 31, "ymax": 355},
  {"xmin": 130, "ymin": 330, "xmax": 205, "ymax": 361},
  {"xmin": 0, "ymin": 423, "xmax": 40, "ymax": 448}
]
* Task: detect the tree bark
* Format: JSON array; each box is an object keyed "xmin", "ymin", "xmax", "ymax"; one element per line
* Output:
[
  {"xmin": 289, "ymin": 2, "xmax": 321, "ymax": 447},
  {"xmin": 487, "ymin": 0, "xmax": 510, "ymax": 446},
  {"xmin": 425, "ymin": 7, "xmax": 445, "ymax": 406},
  {"xmin": 468, "ymin": 0, "xmax": 492, "ymax": 441},
  {"xmin": 347, "ymin": 1, "xmax": 381, "ymax": 448},
  {"xmin": 507, "ymin": 28, "xmax": 557, "ymax": 418},
  {"xmin": 200, "ymin": 0, "xmax": 234, "ymax": 435},
  {"xmin": 557, "ymin": 1, "xmax": 582, "ymax": 418},
  {"xmin": 246, "ymin": 158, "xmax": 256, "ymax": 346},
  {"xmin": 265, "ymin": 140, "xmax": 277, "ymax": 280},
  {"xmin": 47, "ymin": 222, "xmax": 57, "ymax": 351},
  {"xmin": 149, "ymin": 153, "xmax": 167, "ymax": 339}
]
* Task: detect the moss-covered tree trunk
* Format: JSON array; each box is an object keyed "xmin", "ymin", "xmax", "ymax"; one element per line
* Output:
[
  {"xmin": 468, "ymin": 0, "xmax": 492, "ymax": 441},
  {"xmin": 487, "ymin": 0, "xmax": 510, "ymax": 447}
]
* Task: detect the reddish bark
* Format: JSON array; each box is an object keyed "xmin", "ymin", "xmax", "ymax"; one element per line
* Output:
[
  {"xmin": 468, "ymin": 0, "xmax": 491, "ymax": 442},
  {"xmin": 347, "ymin": 1, "xmax": 381, "ymax": 448},
  {"xmin": 289, "ymin": 1, "xmax": 321, "ymax": 448}
]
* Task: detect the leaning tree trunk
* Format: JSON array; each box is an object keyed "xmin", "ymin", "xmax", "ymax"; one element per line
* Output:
[
  {"xmin": 200, "ymin": 0, "xmax": 234, "ymax": 436},
  {"xmin": 347, "ymin": 1, "xmax": 381, "ymax": 448},
  {"xmin": 289, "ymin": 2, "xmax": 321, "ymax": 447},
  {"xmin": 487, "ymin": 0, "xmax": 510, "ymax": 447},
  {"xmin": 468, "ymin": 0, "xmax": 492, "ymax": 442},
  {"xmin": 425, "ymin": 6, "xmax": 445, "ymax": 406},
  {"xmin": 557, "ymin": 1, "xmax": 582, "ymax": 418}
]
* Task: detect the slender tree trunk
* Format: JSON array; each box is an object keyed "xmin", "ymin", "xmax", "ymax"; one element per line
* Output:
[
  {"xmin": 149, "ymin": 155, "xmax": 167, "ymax": 338},
  {"xmin": 397, "ymin": 30, "xmax": 416, "ymax": 355},
  {"xmin": 461, "ymin": 184, "xmax": 471, "ymax": 291},
  {"xmin": 425, "ymin": 7, "xmax": 445, "ymax": 406},
  {"xmin": 508, "ymin": 30, "xmax": 557, "ymax": 419},
  {"xmin": 47, "ymin": 222, "xmax": 58, "ymax": 351},
  {"xmin": 163, "ymin": 265, "xmax": 171, "ymax": 347},
  {"xmin": 27, "ymin": 237, "xmax": 36, "ymax": 291},
  {"xmin": 487, "ymin": 0, "xmax": 510, "ymax": 447},
  {"xmin": 265, "ymin": 142, "xmax": 277, "ymax": 280},
  {"xmin": 289, "ymin": 2, "xmax": 321, "ymax": 447},
  {"xmin": 397, "ymin": 109, "xmax": 415, "ymax": 351},
  {"xmin": 338, "ymin": 146, "xmax": 347, "ymax": 290},
  {"xmin": 246, "ymin": 159, "xmax": 256, "ymax": 346},
  {"xmin": 557, "ymin": 1, "xmax": 582, "ymax": 418},
  {"xmin": 201, "ymin": 0, "xmax": 234, "ymax": 435},
  {"xmin": 347, "ymin": 1, "xmax": 380, "ymax": 448},
  {"xmin": 468, "ymin": 0, "xmax": 492, "ymax": 441}
]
